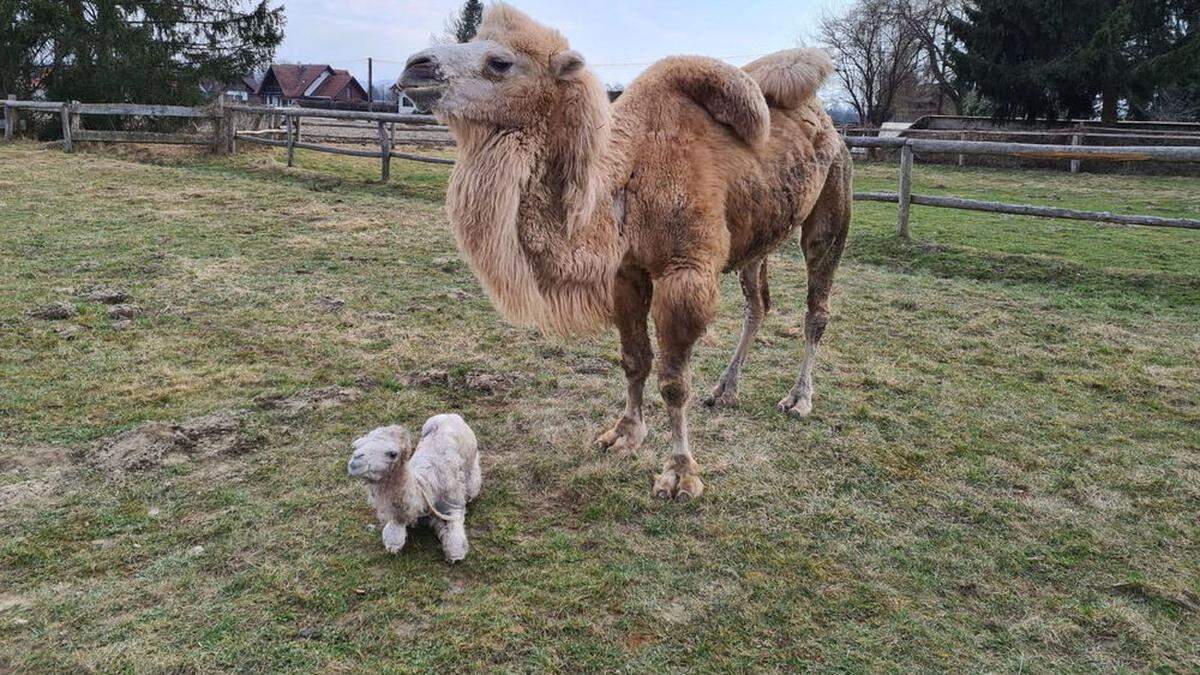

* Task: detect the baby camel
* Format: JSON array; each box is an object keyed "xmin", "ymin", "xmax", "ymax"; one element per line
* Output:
[
  {"xmin": 347, "ymin": 414, "xmax": 481, "ymax": 562},
  {"xmin": 400, "ymin": 4, "xmax": 851, "ymax": 501}
]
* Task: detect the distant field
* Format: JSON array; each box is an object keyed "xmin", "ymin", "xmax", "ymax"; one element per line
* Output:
[{"xmin": 1, "ymin": 141, "xmax": 1197, "ymax": 671}]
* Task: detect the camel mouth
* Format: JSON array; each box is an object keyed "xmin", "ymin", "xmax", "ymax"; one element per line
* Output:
[{"xmin": 400, "ymin": 83, "xmax": 446, "ymax": 111}]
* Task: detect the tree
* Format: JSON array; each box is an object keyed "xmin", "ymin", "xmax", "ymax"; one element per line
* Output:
[
  {"xmin": 949, "ymin": 0, "xmax": 1200, "ymax": 122},
  {"xmin": 891, "ymin": 0, "xmax": 967, "ymax": 114},
  {"xmin": 0, "ymin": 0, "xmax": 284, "ymax": 104},
  {"xmin": 446, "ymin": 0, "xmax": 484, "ymax": 44},
  {"xmin": 948, "ymin": 0, "xmax": 1106, "ymax": 121},
  {"xmin": 818, "ymin": 0, "xmax": 923, "ymax": 127}
]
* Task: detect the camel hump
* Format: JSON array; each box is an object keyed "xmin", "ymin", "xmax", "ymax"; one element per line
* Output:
[
  {"xmin": 640, "ymin": 56, "xmax": 771, "ymax": 148},
  {"xmin": 742, "ymin": 48, "xmax": 834, "ymax": 109}
]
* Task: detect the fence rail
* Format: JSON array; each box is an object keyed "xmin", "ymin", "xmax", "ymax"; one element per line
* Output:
[
  {"xmin": 4, "ymin": 97, "xmax": 1198, "ymax": 234},
  {"xmin": 842, "ymin": 136, "xmax": 1200, "ymax": 234}
]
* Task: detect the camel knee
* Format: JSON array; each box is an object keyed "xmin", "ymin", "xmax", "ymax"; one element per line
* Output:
[
  {"xmin": 805, "ymin": 310, "xmax": 828, "ymax": 344},
  {"xmin": 659, "ymin": 376, "xmax": 690, "ymax": 409}
]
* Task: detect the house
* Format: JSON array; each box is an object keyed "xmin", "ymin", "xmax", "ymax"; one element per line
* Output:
[
  {"xmin": 254, "ymin": 64, "xmax": 369, "ymax": 106},
  {"xmin": 200, "ymin": 75, "xmax": 261, "ymax": 102}
]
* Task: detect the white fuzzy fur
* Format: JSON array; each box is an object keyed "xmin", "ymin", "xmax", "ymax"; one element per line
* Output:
[{"xmin": 347, "ymin": 415, "xmax": 481, "ymax": 562}]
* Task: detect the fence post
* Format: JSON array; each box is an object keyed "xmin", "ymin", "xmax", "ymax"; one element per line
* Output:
[
  {"xmin": 223, "ymin": 98, "xmax": 237, "ymax": 154},
  {"xmin": 897, "ymin": 142, "xmax": 913, "ymax": 240},
  {"xmin": 295, "ymin": 116, "xmax": 302, "ymax": 143},
  {"xmin": 69, "ymin": 101, "xmax": 80, "ymax": 143},
  {"xmin": 378, "ymin": 120, "xmax": 391, "ymax": 182},
  {"xmin": 957, "ymin": 131, "xmax": 966, "ymax": 167},
  {"xmin": 285, "ymin": 114, "xmax": 295, "ymax": 167},
  {"xmin": 1070, "ymin": 133, "xmax": 1082, "ymax": 174},
  {"xmin": 5, "ymin": 95, "xmax": 15, "ymax": 141},
  {"xmin": 60, "ymin": 103, "xmax": 72, "ymax": 153}
]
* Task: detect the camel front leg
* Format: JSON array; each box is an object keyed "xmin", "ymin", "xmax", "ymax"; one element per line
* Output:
[
  {"xmin": 706, "ymin": 257, "xmax": 768, "ymax": 408},
  {"xmin": 651, "ymin": 268, "xmax": 717, "ymax": 501},
  {"xmin": 596, "ymin": 269, "xmax": 652, "ymax": 452}
]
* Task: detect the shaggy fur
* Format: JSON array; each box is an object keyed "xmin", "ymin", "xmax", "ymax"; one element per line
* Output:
[
  {"xmin": 347, "ymin": 415, "xmax": 482, "ymax": 562},
  {"xmin": 400, "ymin": 4, "xmax": 852, "ymax": 500}
]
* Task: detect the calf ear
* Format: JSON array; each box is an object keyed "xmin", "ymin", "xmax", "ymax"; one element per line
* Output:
[
  {"xmin": 381, "ymin": 425, "xmax": 414, "ymax": 456},
  {"xmin": 551, "ymin": 50, "xmax": 586, "ymax": 80}
]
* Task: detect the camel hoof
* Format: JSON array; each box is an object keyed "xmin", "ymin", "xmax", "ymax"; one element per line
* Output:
[
  {"xmin": 651, "ymin": 469, "xmax": 704, "ymax": 501},
  {"xmin": 704, "ymin": 390, "xmax": 739, "ymax": 409},
  {"xmin": 776, "ymin": 394, "xmax": 813, "ymax": 418},
  {"xmin": 652, "ymin": 469, "xmax": 678, "ymax": 499},
  {"xmin": 676, "ymin": 474, "xmax": 704, "ymax": 501},
  {"xmin": 596, "ymin": 419, "xmax": 647, "ymax": 453}
]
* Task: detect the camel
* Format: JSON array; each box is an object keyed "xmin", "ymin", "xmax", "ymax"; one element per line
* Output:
[{"xmin": 400, "ymin": 4, "xmax": 851, "ymax": 501}]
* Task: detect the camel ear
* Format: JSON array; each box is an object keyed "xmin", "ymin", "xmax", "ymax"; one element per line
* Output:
[
  {"xmin": 381, "ymin": 425, "xmax": 414, "ymax": 458},
  {"xmin": 551, "ymin": 50, "xmax": 586, "ymax": 80}
]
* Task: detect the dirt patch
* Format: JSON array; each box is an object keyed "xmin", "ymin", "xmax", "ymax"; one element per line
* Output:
[
  {"xmin": 29, "ymin": 301, "xmax": 77, "ymax": 320},
  {"xmin": 399, "ymin": 369, "xmax": 525, "ymax": 395},
  {"xmin": 0, "ymin": 442, "xmax": 69, "ymax": 471},
  {"xmin": 79, "ymin": 287, "xmax": 131, "ymax": 304},
  {"xmin": 106, "ymin": 304, "xmax": 142, "ymax": 320},
  {"xmin": 256, "ymin": 386, "xmax": 364, "ymax": 415},
  {"xmin": 91, "ymin": 410, "xmax": 250, "ymax": 472},
  {"xmin": 315, "ymin": 296, "xmax": 346, "ymax": 312}
]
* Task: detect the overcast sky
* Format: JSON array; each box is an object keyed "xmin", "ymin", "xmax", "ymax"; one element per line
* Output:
[{"xmin": 273, "ymin": 0, "xmax": 851, "ymax": 91}]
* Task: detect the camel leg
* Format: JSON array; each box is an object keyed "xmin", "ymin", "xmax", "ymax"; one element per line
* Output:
[
  {"xmin": 779, "ymin": 149, "xmax": 852, "ymax": 418},
  {"xmin": 651, "ymin": 267, "xmax": 718, "ymax": 501},
  {"xmin": 596, "ymin": 268, "xmax": 653, "ymax": 452},
  {"xmin": 705, "ymin": 257, "xmax": 769, "ymax": 408}
]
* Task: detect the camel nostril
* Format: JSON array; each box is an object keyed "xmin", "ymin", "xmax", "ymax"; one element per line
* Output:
[{"xmin": 402, "ymin": 53, "xmax": 443, "ymax": 86}]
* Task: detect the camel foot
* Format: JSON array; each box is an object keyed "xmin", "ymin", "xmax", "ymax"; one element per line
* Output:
[
  {"xmin": 595, "ymin": 417, "xmax": 647, "ymax": 453},
  {"xmin": 652, "ymin": 468, "xmax": 704, "ymax": 501},
  {"xmin": 776, "ymin": 392, "xmax": 813, "ymax": 418},
  {"xmin": 703, "ymin": 381, "xmax": 739, "ymax": 408}
]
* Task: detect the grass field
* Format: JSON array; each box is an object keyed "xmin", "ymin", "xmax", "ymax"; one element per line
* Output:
[{"xmin": 1, "ymin": 141, "xmax": 1198, "ymax": 672}]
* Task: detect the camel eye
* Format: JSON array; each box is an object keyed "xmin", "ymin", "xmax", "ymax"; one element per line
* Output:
[
  {"xmin": 386, "ymin": 451, "xmax": 398, "ymax": 459},
  {"xmin": 487, "ymin": 57, "xmax": 513, "ymax": 73}
]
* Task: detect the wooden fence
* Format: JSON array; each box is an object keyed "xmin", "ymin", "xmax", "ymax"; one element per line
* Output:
[
  {"xmin": 4, "ymin": 97, "xmax": 1199, "ymax": 233},
  {"xmin": 223, "ymin": 104, "xmax": 453, "ymax": 181},
  {"xmin": 845, "ymin": 136, "xmax": 1200, "ymax": 235}
]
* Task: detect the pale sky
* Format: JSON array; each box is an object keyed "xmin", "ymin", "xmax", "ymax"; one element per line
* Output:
[{"xmin": 273, "ymin": 0, "xmax": 852, "ymax": 91}]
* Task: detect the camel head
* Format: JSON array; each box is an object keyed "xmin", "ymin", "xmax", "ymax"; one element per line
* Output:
[
  {"xmin": 399, "ymin": 3, "xmax": 599, "ymax": 129},
  {"xmin": 347, "ymin": 425, "xmax": 413, "ymax": 483}
]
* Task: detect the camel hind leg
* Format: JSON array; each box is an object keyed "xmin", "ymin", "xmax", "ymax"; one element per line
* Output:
[
  {"xmin": 778, "ymin": 148, "xmax": 852, "ymax": 418},
  {"xmin": 705, "ymin": 257, "xmax": 769, "ymax": 408}
]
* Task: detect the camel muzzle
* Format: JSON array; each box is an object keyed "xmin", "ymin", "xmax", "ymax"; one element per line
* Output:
[{"xmin": 400, "ymin": 52, "xmax": 447, "ymax": 110}]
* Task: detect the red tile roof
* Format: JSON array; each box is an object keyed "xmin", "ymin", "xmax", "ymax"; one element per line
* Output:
[{"xmin": 257, "ymin": 64, "xmax": 367, "ymax": 101}]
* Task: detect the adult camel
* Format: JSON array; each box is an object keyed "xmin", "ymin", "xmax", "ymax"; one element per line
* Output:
[{"xmin": 400, "ymin": 4, "xmax": 852, "ymax": 501}]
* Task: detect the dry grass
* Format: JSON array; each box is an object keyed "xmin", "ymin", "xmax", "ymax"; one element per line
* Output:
[{"xmin": 1, "ymin": 142, "xmax": 1198, "ymax": 671}]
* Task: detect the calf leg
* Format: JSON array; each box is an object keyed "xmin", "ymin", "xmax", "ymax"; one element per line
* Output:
[
  {"xmin": 596, "ymin": 268, "xmax": 653, "ymax": 452},
  {"xmin": 779, "ymin": 150, "xmax": 852, "ymax": 417},
  {"xmin": 705, "ymin": 257, "xmax": 769, "ymax": 408},
  {"xmin": 432, "ymin": 513, "xmax": 468, "ymax": 562},
  {"xmin": 651, "ymin": 267, "xmax": 718, "ymax": 501}
]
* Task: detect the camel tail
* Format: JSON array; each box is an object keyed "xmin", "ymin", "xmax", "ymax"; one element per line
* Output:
[
  {"xmin": 743, "ymin": 49, "xmax": 834, "ymax": 109},
  {"xmin": 644, "ymin": 56, "xmax": 771, "ymax": 148}
]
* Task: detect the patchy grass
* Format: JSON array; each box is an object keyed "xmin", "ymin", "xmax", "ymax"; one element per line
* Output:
[{"xmin": 1, "ymin": 141, "xmax": 1198, "ymax": 672}]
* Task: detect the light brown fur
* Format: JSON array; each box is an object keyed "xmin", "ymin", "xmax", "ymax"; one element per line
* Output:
[{"xmin": 400, "ymin": 4, "xmax": 852, "ymax": 499}]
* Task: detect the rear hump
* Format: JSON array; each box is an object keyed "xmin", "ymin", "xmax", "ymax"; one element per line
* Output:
[
  {"xmin": 743, "ymin": 48, "xmax": 834, "ymax": 109},
  {"xmin": 637, "ymin": 56, "xmax": 771, "ymax": 148}
]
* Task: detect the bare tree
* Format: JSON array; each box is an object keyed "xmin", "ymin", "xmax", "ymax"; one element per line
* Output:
[
  {"xmin": 818, "ymin": 0, "xmax": 922, "ymax": 127},
  {"xmin": 891, "ymin": 0, "xmax": 966, "ymax": 114}
]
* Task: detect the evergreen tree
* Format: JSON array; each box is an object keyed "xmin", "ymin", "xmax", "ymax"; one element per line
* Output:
[
  {"xmin": 0, "ymin": 0, "xmax": 284, "ymax": 104},
  {"xmin": 447, "ymin": 0, "xmax": 484, "ymax": 44},
  {"xmin": 950, "ymin": 0, "xmax": 1199, "ymax": 121},
  {"xmin": 948, "ymin": 0, "xmax": 1103, "ymax": 121}
]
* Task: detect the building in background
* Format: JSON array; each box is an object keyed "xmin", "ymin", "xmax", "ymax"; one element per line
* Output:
[{"xmin": 254, "ymin": 64, "xmax": 368, "ymax": 106}]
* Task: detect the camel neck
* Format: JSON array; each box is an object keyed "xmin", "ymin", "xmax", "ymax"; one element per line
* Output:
[{"xmin": 446, "ymin": 121, "xmax": 622, "ymax": 335}]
